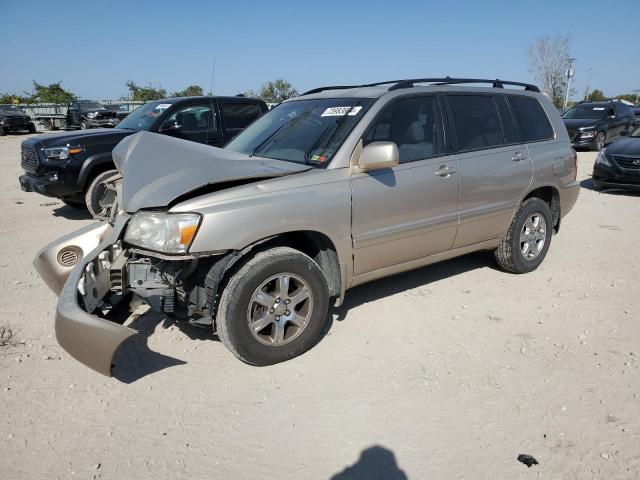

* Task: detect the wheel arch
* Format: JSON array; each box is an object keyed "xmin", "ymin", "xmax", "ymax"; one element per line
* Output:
[
  {"xmin": 77, "ymin": 153, "xmax": 116, "ymax": 190},
  {"xmin": 522, "ymin": 185, "xmax": 561, "ymax": 232}
]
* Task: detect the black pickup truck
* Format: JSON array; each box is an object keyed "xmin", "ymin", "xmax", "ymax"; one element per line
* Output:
[
  {"xmin": 0, "ymin": 104, "xmax": 36, "ymax": 135},
  {"xmin": 66, "ymin": 100, "xmax": 121, "ymax": 129},
  {"xmin": 19, "ymin": 96, "xmax": 268, "ymax": 217}
]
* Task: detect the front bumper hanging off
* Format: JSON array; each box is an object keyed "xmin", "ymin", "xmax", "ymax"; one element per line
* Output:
[{"xmin": 34, "ymin": 219, "xmax": 137, "ymax": 376}]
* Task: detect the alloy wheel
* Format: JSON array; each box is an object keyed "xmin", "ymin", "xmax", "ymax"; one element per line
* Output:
[{"xmin": 520, "ymin": 214, "xmax": 547, "ymax": 260}]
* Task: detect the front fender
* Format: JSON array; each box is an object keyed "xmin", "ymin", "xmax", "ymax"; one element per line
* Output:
[{"xmin": 77, "ymin": 152, "xmax": 115, "ymax": 189}]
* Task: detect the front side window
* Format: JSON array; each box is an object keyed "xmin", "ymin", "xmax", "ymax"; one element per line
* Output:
[
  {"xmin": 508, "ymin": 96, "xmax": 554, "ymax": 142},
  {"xmin": 364, "ymin": 96, "xmax": 445, "ymax": 163},
  {"xmin": 447, "ymin": 95, "xmax": 504, "ymax": 151},
  {"xmin": 160, "ymin": 105, "xmax": 216, "ymax": 132},
  {"xmin": 116, "ymin": 101, "xmax": 174, "ymax": 131},
  {"xmin": 225, "ymin": 98, "xmax": 374, "ymax": 166},
  {"xmin": 220, "ymin": 102, "xmax": 262, "ymax": 129}
]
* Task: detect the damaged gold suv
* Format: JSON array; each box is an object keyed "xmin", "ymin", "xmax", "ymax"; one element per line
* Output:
[{"xmin": 35, "ymin": 78, "xmax": 580, "ymax": 375}]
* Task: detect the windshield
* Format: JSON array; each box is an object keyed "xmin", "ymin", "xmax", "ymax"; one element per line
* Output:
[
  {"xmin": 79, "ymin": 101, "xmax": 106, "ymax": 110},
  {"xmin": 116, "ymin": 101, "xmax": 172, "ymax": 131},
  {"xmin": 225, "ymin": 98, "xmax": 374, "ymax": 166},
  {"xmin": 0, "ymin": 105, "xmax": 22, "ymax": 112},
  {"xmin": 562, "ymin": 104, "xmax": 609, "ymax": 120}
]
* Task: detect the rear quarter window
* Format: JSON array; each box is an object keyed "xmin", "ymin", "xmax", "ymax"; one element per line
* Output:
[
  {"xmin": 220, "ymin": 102, "xmax": 263, "ymax": 129},
  {"xmin": 508, "ymin": 96, "xmax": 554, "ymax": 142}
]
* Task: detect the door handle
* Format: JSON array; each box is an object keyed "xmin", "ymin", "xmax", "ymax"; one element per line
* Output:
[
  {"xmin": 434, "ymin": 165, "xmax": 456, "ymax": 177},
  {"xmin": 512, "ymin": 151, "xmax": 527, "ymax": 162}
]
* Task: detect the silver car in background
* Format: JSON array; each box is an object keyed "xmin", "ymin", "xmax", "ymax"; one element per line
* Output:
[{"xmin": 35, "ymin": 78, "xmax": 579, "ymax": 375}]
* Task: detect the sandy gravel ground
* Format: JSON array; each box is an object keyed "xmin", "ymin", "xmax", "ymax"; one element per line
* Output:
[{"xmin": 1, "ymin": 132, "xmax": 639, "ymax": 480}]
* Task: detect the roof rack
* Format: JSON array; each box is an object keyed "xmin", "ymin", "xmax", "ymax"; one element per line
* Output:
[{"xmin": 301, "ymin": 77, "xmax": 540, "ymax": 96}]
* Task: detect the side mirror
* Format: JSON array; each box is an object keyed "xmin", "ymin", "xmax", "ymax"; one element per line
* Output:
[
  {"xmin": 621, "ymin": 130, "xmax": 628, "ymax": 136},
  {"xmin": 159, "ymin": 123, "xmax": 181, "ymax": 133},
  {"xmin": 359, "ymin": 141, "xmax": 399, "ymax": 172}
]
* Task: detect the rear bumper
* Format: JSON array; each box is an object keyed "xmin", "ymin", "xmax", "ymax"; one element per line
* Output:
[
  {"xmin": 560, "ymin": 181, "xmax": 580, "ymax": 217},
  {"xmin": 34, "ymin": 219, "xmax": 135, "ymax": 376}
]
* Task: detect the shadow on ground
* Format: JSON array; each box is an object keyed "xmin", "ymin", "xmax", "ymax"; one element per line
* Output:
[
  {"xmin": 330, "ymin": 445, "xmax": 408, "ymax": 480},
  {"xmin": 111, "ymin": 250, "xmax": 496, "ymax": 382},
  {"xmin": 52, "ymin": 204, "xmax": 93, "ymax": 220},
  {"xmin": 580, "ymin": 177, "xmax": 640, "ymax": 196}
]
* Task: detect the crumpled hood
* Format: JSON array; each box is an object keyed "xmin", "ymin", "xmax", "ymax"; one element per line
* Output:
[{"xmin": 112, "ymin": 131, "xmax": 311, "ymax": 213}]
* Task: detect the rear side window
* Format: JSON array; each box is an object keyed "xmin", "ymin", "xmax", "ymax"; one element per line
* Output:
[
  {"xmin": 220, "ymin": 102, "xmax": 262, "ymax": 129},
  {"xmin": 364, "ymin": 95, "xmax": 445, "ymax": 163},
  {"xmin": 447, "ymin": 95, "xmax": 504, "ymax": 151},
  {"xmin": 508, "ymin": 96, "xmax": 554, "ymax": 142}
]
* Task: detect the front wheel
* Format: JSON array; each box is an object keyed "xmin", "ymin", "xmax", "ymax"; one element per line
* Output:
[
  {"xmin": 216, "ymin": 247, "xmax": 329, "ymax": 366},
  {"xmin": 28, "ymin": 122, "xmax": 36, "ymax": 134},
  {"xmin": 593, "ymin": 132, "xmax": 605, "ymax": 151},
  {"xmin": 80, "ymin": 121, "xmax": 88, "ymax": 130},
  {"xmin": 494, "ymin": 198, "xmax": 553, "ymax": 274},
  {"xmin": 85, "ymin": 169, "xmax": 118, "ymax": 219}
]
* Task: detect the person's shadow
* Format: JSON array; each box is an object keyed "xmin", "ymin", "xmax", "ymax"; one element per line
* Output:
[{"xmin": 331, "ymin": 446, "xmax": 408, "ymax": 480}]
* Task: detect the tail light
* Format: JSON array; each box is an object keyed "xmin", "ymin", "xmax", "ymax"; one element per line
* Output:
[{"xmin": 571, "ymin": 147, "xmax": 577, "ymax": 181}]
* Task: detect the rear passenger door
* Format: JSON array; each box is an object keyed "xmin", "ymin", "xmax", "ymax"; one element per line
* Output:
[
  {"xmin": 445, "ymin": 94, "xmax": 533, "ymax": 248},
  {"xmin": 219, "ymin": 101, "xmax": 264, "ymax": 144},
  {"xmin": 351, "ymin": 95, "xmax": 459, "ymax": 275}
]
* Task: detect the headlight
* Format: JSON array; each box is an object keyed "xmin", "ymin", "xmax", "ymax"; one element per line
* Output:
[
  {"xmin": 87, "ymin": 112, "xmax": 98, "ymax": 119},
  {"xmin": 42, "ymin": 145, "xmax": 82, "ymax": 160},
  {"xmin": 595, "ymin": 149, "xmax": 611, "ymax": 167},
  {"xmin": 124, "ymin": 212, "xmax": 201, "ymax": 254},
  {"xmin": 579, "ymin": 127, "xmax": 595, "ymax": 138}
]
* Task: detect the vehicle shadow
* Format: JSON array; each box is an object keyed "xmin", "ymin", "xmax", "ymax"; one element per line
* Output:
[
  {"xmin": 331, "ymin": 250, "xmax": 496, "ymax": 322},
  {"xmin": 51, "ymin": 204, "xmax": 93, "ymax": 220},
  {"xmin": 112, "ymin": 310, "xmax": 189, "ymax": 383},
  {"xmin": 580, "ymin": 177, "xmax": 640, "ymax": 196},
  {"xmin": 330, "ymin": 445, "xmax": 408, "ymax": 480}
]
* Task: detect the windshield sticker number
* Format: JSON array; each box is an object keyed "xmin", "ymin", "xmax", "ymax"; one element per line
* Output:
[
  {"xmin": 321, "ymin": 106, "xmax": 363, "ymax": 117},
  {"xmin": 592, "ymin": 107, "xmax": 605, "ymax": 110},
  {"xmin": 155, "ymin": 103, "xmax": 172, "ymax": 111}
]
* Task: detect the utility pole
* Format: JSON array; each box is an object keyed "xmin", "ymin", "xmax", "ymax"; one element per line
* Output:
[
  {"xmin": 583, "ymin": 67, "xmax": 592, "ymax": 101},
  {"xmin": 564, "ymin": 57, "xmax": 576, "ymax": 109}
]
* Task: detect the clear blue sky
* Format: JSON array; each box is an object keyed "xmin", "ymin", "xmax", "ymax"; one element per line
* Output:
[{"xmin": 1, "ymin": 0, "xmax": 638, "ymax": 101}]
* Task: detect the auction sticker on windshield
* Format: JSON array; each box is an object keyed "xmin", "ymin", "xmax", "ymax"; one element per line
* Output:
[
  {"xmin": 321, "ymin": 106, "xmax": 363, "ymax": 117},
  {"xmin": 155, "ymin": 104, "xmax": 172, "ymax": 111}
]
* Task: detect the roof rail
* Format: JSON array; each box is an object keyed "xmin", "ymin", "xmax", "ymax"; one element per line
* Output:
[
  {"xmin": 388, "ymin": 77, "xmax": 540, "ymax": 92},
  {"xmin": 301, "ymin": 77, "xmax": 540, "ymax": 96}
]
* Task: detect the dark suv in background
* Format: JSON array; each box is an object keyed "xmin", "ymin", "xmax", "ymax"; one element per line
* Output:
[
  {"xmin": 562, "ymin": 100, "xmax": 635, "ymax": 150},
  {"xmin": 19, "ymin": 96, "xmax": 268, "ymax": 217},
  {"xmin": 0, "ymin": 104, "xmax": 36, "ymax": 135},
  {"xmin": 67, "ymin": 100, "xmax": 121, "ymax": 129}
]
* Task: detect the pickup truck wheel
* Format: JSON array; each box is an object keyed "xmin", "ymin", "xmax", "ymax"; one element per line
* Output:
[
  {"xmin": 28, "ymin": 122, "xmax": 36, "ymax": 134},
  {"xmin": 80, "ymin": 121, "xmax": 88, "ymax": 130},
  {"xmin": 0, "ymin": 127, "xmax": 6, "ymax": 136},
  {"xmin": 216, "ymin": 247, "xmax": 329, "ymax": 366},
  {"xmin": 494, "ymin": 198, "xmax": 552, "ymax": 274},
  {"xmin": 85, "ymin": 169, "xmax": 118, "ymax": 219}
]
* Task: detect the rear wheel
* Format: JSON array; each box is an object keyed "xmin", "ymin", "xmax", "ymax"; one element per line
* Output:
[
  {"xmin": 216, "ymin": 247, "xmax": 329, "ymax": 366},
  {"xmin": 85, "ymin": 169, "xmax": 118, "ymax": 219},
  {"xmin": 0, "ymin": 127, "xmax": 6, "ymax": 136},
  {"xmin": 495, "ymin": 198, "xmax": 553, "ymax": 274}
]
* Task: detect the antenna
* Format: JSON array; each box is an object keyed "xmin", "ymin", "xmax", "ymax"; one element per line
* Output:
[{"xmin": 209, "ymin": 59, "xmax": 216, "ymax": 96}]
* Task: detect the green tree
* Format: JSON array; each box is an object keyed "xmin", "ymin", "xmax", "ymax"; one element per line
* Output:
[
  {"xmin": 587, "ymin": 89, "xmax": 606, "ymax": 102},
  {"xmin": 0, "ymin": 93, "xmax": 29, "ymax": 104},
  {"xmin": 615, "ymin": 93, "xmax": 637, "ymax": 103},
  {"xmin": 254, "ymin": 79, "xmax": 298, "ymax": 103},
  {"xmin": 30, "ymin": 81, "xmax": 76, "ymax": 104},
  {"xmin": 125, "ymin": 81, "xmax": 167, "ymax": 102},
  {"xmin": 172, "ymin": 85, "xmax": 204, "ymax": 97}
]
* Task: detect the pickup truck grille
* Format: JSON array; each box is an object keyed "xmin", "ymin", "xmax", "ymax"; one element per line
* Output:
[
  {"xmin": 5, "ymin": 116, "xmax": 28, "ymax": 126},
  {"xmin": 21, "ymin": 145, "xmax": 39, "ymax": 172},
  {"xmin": 611, "ymin": 155, "xmax": 640, "ymax": 170}
]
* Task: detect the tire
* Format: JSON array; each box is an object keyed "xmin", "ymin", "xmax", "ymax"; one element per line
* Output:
[
  {"xmin": 28, "ymin": 122, "xmax": 36, "ymax": 134},
  {"xmin": 80, "ymin": 121, "xmax": 88, "ymax": 130},
  {"xmin": 494, "ymin": 198, "xmax": 553, "ymax": 274},
  {"xmin": 61, "ymin": 198, "xmax": 87, "ymax": 209},
  {"xmin": 85, "ymin": 169, "xmax": 118, "ymax": 219},
  {"xmin": 216, "ymin": 246, "xmax": 329, "ymax": 366},
  {"xmin": 593, "ymin": 132, "xmax": 605, "ymax": 151},
  {"xmin": 0, "ymin": 127, "xmax": 6, "ymax": 137}
]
